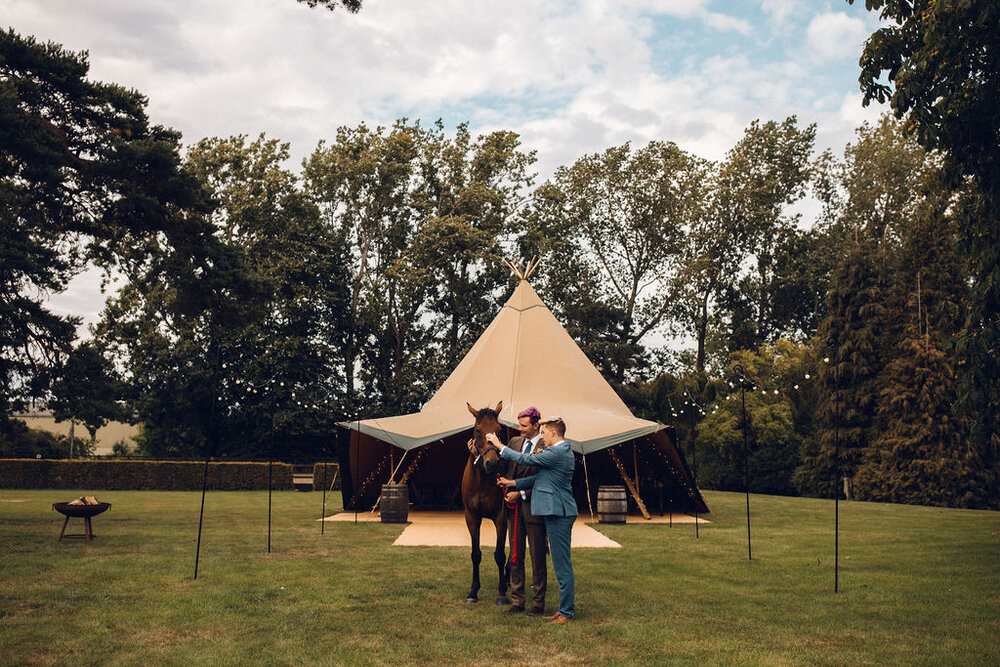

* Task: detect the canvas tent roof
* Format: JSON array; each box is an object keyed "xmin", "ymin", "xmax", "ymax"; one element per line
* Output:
[{"xmin": 340, "ymin": 279, "xmax": 664, "ymax": 455}]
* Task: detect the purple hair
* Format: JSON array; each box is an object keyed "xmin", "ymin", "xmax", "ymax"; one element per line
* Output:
[{"xmin": 517, "ymin": 406, "xmax": 541, "ymax": 424}]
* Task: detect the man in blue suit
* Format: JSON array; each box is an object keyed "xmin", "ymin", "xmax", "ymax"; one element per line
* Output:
[{"xmin": 490, "ymin": 416, "xmax": 577, "ymax": 624}]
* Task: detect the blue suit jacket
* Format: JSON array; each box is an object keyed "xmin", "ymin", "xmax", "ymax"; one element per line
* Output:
[{"xmin": 500, "ymin": 440, "xmax": 578, "ymax": 518}]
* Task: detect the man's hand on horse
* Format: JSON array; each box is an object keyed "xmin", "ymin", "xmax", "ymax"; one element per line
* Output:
[
  {"xmin": 505, "ymin": 490, "xmax": 520, "ymax": 503},
  {"xmin": 497, "ymin": 476, "xmax": 516, "ymax": 488},
  {"xmin": 484, "ymin": 432, "xmax": 504, "ymax": 450},
  {"xmin": 467, "ymin": 439, "xmax": 475, "ymax": 454}
]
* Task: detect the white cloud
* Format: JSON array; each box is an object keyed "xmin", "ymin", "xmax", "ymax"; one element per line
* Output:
[
  {"xmin": 805, "ymin": 12, "xmax": 869, "ymax": 60},
  {"xmin": 2, "ymin": 0, "xmax": 886, "ymax": 329},
  {"xmin": 837, "ymin": 91, "xmax": 888, "ymax": 132},
  {"xmin": 618, "ymin": 0, "xmax": 752, "ymax": 33},
  {"xmin": 761, "ymin": 0, "xmax": 806, "ymax": 30}
]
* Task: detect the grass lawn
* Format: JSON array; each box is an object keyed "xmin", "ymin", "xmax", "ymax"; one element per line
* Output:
[{"xmin": 1, "ymin": 487, "xmax": 998, "ymax": 665}]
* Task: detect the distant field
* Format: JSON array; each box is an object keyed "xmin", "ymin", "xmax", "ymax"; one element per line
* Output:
[{"xmin": 1, "ymin": 489, "xmax": 997, "ymax": 665}]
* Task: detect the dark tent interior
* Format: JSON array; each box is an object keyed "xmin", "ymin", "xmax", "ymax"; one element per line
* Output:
[{"xmin": 336, "ymin": 426, "xmax": 709, "ymax": 516}]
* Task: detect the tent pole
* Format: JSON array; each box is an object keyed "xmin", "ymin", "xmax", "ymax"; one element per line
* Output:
[
  {"xmin": 389, "ymin": 449, "xmax": 408, "ymax": 484},
  {"xmin": 352, "ymin": 426, "xmax": 358, "ymax": 524},
  {"xmin": 372, "ymin": 449, "xmax": 409, "ymax": 513},
  {"xmin": 609, "ymin": 448, "xmax": 651, "ymax": 520},
  {"xmin": 633, "ymin": 442, "xmax": 640, "ymax": 496},
  {"xmin": 582, "ymin": 453, "xmax": 595, "ymax": 522},
  {"xmin": 325, "ymin": 465, "xmax": 340, "ymax": 506},
  {"xmin": 394, "ymin": 446, "xmax": 426, "ymax": 488}
]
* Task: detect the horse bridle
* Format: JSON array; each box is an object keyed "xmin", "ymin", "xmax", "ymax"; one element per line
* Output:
[{"xmin": 469, "ymin": 428, "xmax": 501, "ymax": 469}]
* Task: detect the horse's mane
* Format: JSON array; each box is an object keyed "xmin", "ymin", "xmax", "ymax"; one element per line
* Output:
[{"xmin": 475, "ymin": 407, "xmax": 499, "ymax": 421}]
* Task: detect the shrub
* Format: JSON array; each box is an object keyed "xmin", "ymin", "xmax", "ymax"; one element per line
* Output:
[{"xmin": 0, "ymin": 459, "xmax": 294, "ymax": 491}]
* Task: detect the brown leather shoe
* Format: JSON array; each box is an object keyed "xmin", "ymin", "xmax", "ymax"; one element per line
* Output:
[
  {"xmin": 550, "ymin": 614, "xmax": 573, "ymax": 624},
  {"xmin": 545, "ymin": 612, "xmax": 561, "ymax": 620},
  {"xmin": 504, "ymin": 606, "xmax": 524, "ymax": 615},
  {"xmin": 526, "ymin": 607, "xmax": 545, "ymax": 617}
]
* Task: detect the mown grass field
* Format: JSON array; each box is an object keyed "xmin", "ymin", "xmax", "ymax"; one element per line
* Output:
[{"xmin": 1, "ymin": 487, "xmax": 998, "ymax": 665}]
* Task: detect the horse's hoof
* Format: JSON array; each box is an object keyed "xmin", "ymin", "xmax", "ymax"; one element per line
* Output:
[
  {"xmin": 495, "ymin": 596, "xmax": 510, "ymax": 606},
  {"xmin": 466, "ymin": 597, "xmax": 478, "ymax": 604}
]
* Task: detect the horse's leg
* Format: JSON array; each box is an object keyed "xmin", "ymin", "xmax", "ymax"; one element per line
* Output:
[
  {"xmin": 465, "ymin": 512, "xmax": 482, "ymax": 603},
  {"xmin": 494, "ymin": 513, "xmax": 510, "ymax": 605}
]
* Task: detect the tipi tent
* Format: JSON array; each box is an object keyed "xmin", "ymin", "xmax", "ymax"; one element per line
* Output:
[{"xmin": 337, "ymin": 269, "xmax": 708, "ymax": 516}]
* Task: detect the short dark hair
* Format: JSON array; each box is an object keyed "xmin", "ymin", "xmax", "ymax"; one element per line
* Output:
[{"xmin": 539, "ymin": 416, "xmax": 565, "ymax": 438}]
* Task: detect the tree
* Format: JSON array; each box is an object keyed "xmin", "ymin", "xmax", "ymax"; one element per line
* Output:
[
  {"xmin": 854, "ymin": 311, "xmax": 981, "ymax": 508},
  {"xmin": 0, "ymin": 416, "xmax": 75, "ymax": 459},
  {"xmin": 714, "ymin": 118, "xmax": 817, "ymax": 350},
  {"xmin": 663, "ymin": 160, "xmax": 727, "ymax": 375},
  {"xmin": 697, "ymin": 383, "xmax": 801, "ymax": 496},
  {"xmin": 528, "ymin": 141, "xmax": 707, "ymax": 383},
  {"xmin": 48, "ymin": 342, "xmax": 127, "ymax": 442},
  {"xmin": 836, "ymin": 115, "xmax": 942, "ymax": 246},
  {"xmin": 850, "ymin": 0, "xmax": 999, "ymax": 190},
  {"xmin": 184, "ymin": 134, "xmax": 350, "ymax": 460},
  {"xmin": 297, "ymin": 0, "xmax": 361, "ymax": 11},
  {"xmin": 98, "ymin": 134, "xmax": 345, "ymax": 460},
  {"xmin": 410, "ymin": 123, "xmax": 535, "ymax": 358},
  {"xmin": 1, "ymin": 29, "xmax": 214, "ymax": 417},
  {"xmin": 303, "ymin": 120, "xmax": 420, "ymax": 411},
  {"xmin": 850, "ymin": 0, "xmax": 1000, "ymax": 483},
  {"xmin": 305, "ymin": 120, "xmax": 536, "ymax": 415},
  {"xmin": 827, "ymin": 113, "xmax": 962, "ymax": 339},
  {"xmin": 796, "ymin": 240, "xmax": 886, "ymax": 497}
]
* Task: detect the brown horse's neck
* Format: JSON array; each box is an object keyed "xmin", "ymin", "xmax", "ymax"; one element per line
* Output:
[{"xmin": 466, "ymin": 451, "xmax": 492, "ymax": 480}]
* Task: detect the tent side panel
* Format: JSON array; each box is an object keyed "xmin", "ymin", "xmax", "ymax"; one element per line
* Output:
[
  {"xmin": 572, "ymin": 431, "xmax": 709, "ymax": 515},
  {"xmin": 338, "ymin": 424, "xmax": 524, "ymax": 511},
  {"xmin": 648, "ymin": 429, "xmax": 709, "ymax": 514},
  {"xmin": 338, "ymin": 429, "xmax": 396, "ymax": 511}
]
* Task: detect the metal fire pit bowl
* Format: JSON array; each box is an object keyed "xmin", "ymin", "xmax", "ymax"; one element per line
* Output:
[
  {"xmin": 53, "ymin": 502, "xmax": 111, "ymax": 541},
  {"xmin": 53, "ymin": 502, "xmax": 111, "ymax": 518}
]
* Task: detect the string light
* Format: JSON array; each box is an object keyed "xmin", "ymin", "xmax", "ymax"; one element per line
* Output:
[{"xmin": 348, "ymin": 454, "xmax": 390, "ymax": 506}]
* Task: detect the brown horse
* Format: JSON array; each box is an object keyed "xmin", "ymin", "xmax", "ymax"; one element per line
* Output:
[{"xmin": 462, "ymin": 401, "xmax": 510, "ymax": 605}]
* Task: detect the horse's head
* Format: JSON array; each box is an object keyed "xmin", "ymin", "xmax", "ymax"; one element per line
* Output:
[{"xmin": 467, "ymin": 401, "xmax": 504, "ymax": 475}]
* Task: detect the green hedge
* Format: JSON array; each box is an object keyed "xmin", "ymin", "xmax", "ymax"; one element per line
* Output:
[
  {"xmin": 0, "ymin": 459, "xmax": 293, "ymax": 491},
  {"xmin": 311, "ymin": 462, "xmax": 341, "ymax": 491}
]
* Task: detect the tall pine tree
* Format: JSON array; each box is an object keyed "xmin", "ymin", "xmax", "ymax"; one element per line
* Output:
[
  {"xmin": 854, "ymin": 282, "xmax": 980, "ymax": 508},
  {"xmin": 795, "ymin": 239, "xmax": 885, "ymax": 497}
]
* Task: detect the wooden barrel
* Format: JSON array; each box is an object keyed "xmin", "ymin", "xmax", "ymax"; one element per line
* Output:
[
  {"xmin": 597, "ymin": 485, "xmax": 627, "ymax": 524},
  {"xmin": 380, "ymin": 484, "xmax": 409, "ymax": 523}
]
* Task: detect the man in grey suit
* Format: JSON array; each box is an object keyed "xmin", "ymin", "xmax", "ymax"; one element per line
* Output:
[
  {"xmin": 502, "ymin": 406, "xmax": 547, "ymax": 616},
  {"xmin": 492, "ymin": 416, "xmax": 577, "ymax": 623}
]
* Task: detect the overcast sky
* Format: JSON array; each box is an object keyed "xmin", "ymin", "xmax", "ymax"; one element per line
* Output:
[{"xmin": 6, "ymin": 0, "xmax": 887, "ymax": 334}]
